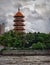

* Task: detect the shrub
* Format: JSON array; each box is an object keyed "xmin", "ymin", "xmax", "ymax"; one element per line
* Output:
[{"xmin": 32, "ymin": 42, "xmax": 46, "ymax": 50}]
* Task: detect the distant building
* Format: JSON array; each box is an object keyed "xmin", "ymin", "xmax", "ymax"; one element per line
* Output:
[
  {"xmin": 0, "ymin": 24, "xmax": 1, "ymax": 34},
  {"xmin": 13, "ymin": 8, "xmax": 25, "ymax": 33},
  {"xmin": 0, "ymin": 23, "xmax": 5, "ymax": 34}
]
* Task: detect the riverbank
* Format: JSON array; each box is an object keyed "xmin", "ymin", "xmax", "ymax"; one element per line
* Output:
[{"xmin": 1, "ymin": 50, "xmax": 50, "ymax": 56}]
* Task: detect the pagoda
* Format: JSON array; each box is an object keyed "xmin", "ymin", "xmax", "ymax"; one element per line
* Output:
[{"xmin": 14, "ymin": 8, "xmax": 25, "ymax": 33}]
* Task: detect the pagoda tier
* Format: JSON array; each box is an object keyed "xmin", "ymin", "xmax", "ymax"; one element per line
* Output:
[
  {"xmin": 14, "ymin": 22, "xmax": 25, "ymax": 25},
  {"xmin": 14, "ymin": 26, "xmax": 25, "ymax": 28},
  {"xmin": 14, "ymin": 18, "xmax": 24, "ymax": 21},
  {"xmin": 14, "ymin": 19, "xmax": 24, "ymax": 22},
  {"xmin": 14, "ymin": 11, "xmax": 24, "ymax": 18},
  {"xmin": 14, "ymin": 23, "xmax": 25, "ymax": 26},
  {"xmin": 13, "ymin": 30, "xmax": 24, "ymax": 33},
  {"xmin": 14, "ymin": 28, "xmax": 25, "ymax": 30},
  {"xmin": 13, "ymin": 8, "xmax": 25, "ymax": 33}
]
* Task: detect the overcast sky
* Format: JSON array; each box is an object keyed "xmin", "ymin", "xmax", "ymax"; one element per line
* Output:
[{"xmin": 0, "ymin": 0, "xmax": 50, "ymax": 33}]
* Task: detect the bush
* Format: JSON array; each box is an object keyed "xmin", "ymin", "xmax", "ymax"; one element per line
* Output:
[
  {"xmin": 46, "ymin": 43, "xmax": 50, "ymax": 49},
  {"xmin": 0, "ymin": 31, "xmax": 50, "ymax": 50},
  {"xmin": 32, "ymin": 42, "xmax": 46, "ymax": 50}
]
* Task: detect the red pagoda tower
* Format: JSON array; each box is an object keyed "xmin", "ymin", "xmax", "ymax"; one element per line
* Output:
[{"xmin": 14, "ymin": 8, "xmax": 25, "ymax": 33}]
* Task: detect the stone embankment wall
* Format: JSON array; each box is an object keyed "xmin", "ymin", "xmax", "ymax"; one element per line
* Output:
[
  {"xmin": 0, "ymin": 56, "xmax": 50, "ymax": 65},
  {"xmin": 2, "ymin": 50, "xmax": 50, "ymax": 55}
]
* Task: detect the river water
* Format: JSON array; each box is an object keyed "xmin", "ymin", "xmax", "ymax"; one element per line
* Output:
[{"xmin": 0, "ymin": 56, "xmax": 50, "ymax": 65}]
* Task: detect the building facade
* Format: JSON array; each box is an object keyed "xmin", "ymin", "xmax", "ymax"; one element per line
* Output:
[{"xmin": 0, "ymin": 23, "xmax": 5, "ymax": 34}]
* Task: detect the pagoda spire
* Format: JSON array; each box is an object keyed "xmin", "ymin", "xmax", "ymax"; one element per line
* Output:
[{"xmin": 18, "ymin": 7, "xmax": 20, "ymax": 12}]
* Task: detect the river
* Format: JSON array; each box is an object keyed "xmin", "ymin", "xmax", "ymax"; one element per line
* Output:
[{"xmin": 0, "ymin": 56, "xmax": 50, "ymax": 65}]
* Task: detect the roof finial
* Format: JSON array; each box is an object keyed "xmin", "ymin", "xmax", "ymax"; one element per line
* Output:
[{"xmin": 18, "ymin": 7, "xmax": 20, "ymax": 11}]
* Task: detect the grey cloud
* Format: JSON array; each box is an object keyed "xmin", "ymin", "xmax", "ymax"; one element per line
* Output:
[{"xmin": 0, "ymin": 0, "xmax": 50, "ymax": 33}]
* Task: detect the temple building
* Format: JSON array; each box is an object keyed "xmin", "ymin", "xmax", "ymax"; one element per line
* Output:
[{"xmin": 14, "ymin": 8, "xmax": 25, "ymax": 33}]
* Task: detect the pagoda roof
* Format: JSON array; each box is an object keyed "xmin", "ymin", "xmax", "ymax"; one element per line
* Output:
[
  {"xmin": 14, "ymin": 28, "xmax": 25, "ymax": 30},
  {"xmin": 14, "ymin": 19, "xmax": 24, "ymax": 22},
  {"xmin": 14, "ymin": 23, "xmax": 25, "ymax": 26},
  {"xmin": 14, "ymin": 11, "xmax": 24, "ymax": 17}
]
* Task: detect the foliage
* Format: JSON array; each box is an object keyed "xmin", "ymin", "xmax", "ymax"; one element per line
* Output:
[
  {"xmin": 0, "ymin": 31, "xmax": 50, "ymax": 50},
  {"xmin": 32, "ymin": 42, "xmax": 46, "ymax": 50}
]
